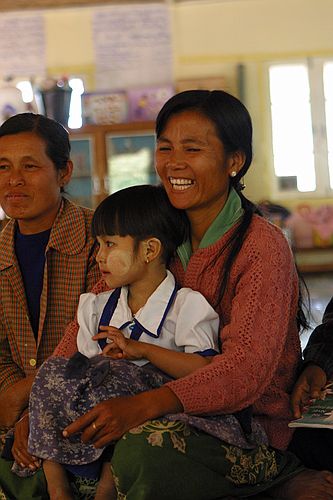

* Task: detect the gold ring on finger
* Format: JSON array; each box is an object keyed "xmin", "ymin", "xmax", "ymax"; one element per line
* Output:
[{"xmin": 92, "ymin": 422, "xmax": 97, "ymax": 430}]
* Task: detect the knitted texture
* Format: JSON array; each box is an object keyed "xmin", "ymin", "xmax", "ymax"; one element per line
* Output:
[
  {"xmin": 54, "ymin": 215, "xmax": 301, "ymax": 451},
  {"xmin": 166, "ymin": 215, "xmax": 301, "ymax": 451}
]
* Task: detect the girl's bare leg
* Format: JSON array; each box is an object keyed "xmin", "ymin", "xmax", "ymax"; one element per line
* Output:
[
  {"xmin": 94, "ymin": 462, "xmax": 117, "ymax": 500},
  {"xmin": 43, "ymin": 459, "xmax": 74, "ymax": 500}
]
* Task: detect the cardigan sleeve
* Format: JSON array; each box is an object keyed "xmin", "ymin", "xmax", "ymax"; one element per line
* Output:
[{"xmin": 302, "ymin": 297, "xmax": 333, "ymax": 379}]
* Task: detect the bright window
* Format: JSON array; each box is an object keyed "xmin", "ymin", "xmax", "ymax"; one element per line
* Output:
[{"xmin": 268, "ymin": 59, "xmax": 333, "ymax": 198}]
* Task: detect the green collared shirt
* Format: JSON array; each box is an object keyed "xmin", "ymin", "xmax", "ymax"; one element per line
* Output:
[{"xmin": 177, "ymin": 187, "xmax": 244, "ymax": 270}]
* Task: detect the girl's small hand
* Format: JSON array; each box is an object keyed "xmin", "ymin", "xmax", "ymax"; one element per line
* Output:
[{"xmin": 94, "ymin": 326, "xmax": 145, "ymax": 360}]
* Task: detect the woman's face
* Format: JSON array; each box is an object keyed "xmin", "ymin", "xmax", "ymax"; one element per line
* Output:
[
  {"xmin": 155, "ymin": 110, "xmax": 235, "ymax": 222},
  {"xmin": 0, "ymin": 131, "xmax": 72, "ymax": 234}
]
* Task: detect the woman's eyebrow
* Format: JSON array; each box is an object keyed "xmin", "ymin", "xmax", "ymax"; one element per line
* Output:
[{"xmin": 157, "ymin": 136, "xmax": 206, "ymax": 145}]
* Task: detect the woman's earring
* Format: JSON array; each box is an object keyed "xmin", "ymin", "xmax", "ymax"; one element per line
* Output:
[
  {"xmin": 145, "ymin": 257, "xmax": 149, "ymax": 264},
  {"xmin": 230, "ymin": 171, "xmax": 237, "ymax": 178}
]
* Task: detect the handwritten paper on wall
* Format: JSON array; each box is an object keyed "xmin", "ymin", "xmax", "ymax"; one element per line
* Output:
[
  {"xmin": 92, "ymin": 4, "xmax": 173, "ymax": 90},
  {"xmin": 0, "ymin": 12, "xmax": 46, "ymax": 78}
]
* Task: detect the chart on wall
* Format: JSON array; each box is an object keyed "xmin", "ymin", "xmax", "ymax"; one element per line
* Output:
[
  {"xmin": 0, "ymin": 12, "xmax": 45, "ymax": 77},
  {"xmin": 92, "ymin": 4, "xmax": 173, "ymax": 91}
]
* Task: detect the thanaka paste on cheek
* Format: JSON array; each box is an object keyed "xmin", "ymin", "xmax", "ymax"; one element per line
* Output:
[{"xmin": 106, "ymin": 249, "xmax": 133, "ymax": 276}]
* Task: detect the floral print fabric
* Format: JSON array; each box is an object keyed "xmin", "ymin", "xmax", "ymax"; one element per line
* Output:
[{"xmin": 28, "ymin": 355, "xmax": 267, "ymax": 466}]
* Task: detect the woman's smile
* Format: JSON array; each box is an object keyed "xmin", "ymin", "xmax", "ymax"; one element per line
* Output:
[{"xmin": 169, "ymin": 176, "xmax": 195, "ymax": 191}]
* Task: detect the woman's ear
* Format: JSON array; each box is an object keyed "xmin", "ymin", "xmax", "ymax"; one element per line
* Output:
[
  {"xmin": 59, "ymin": 160, "xmax": 73, "ymax": 187},
  {"xmin": 143, "ymin": 237, "xmax": 162, "ymax": 264},
  {"xmin": 227, "ymin": 151, "xmax": 246, "ymax": 178}
]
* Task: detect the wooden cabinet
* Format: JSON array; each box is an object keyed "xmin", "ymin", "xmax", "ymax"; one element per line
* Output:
[
  {"xmin": 69, "ymin": 121, "xmax": 156, "ymax": 208},
  {"xmin": 293, "ymin": 246, "xmax": 333, "ymax": 273}
]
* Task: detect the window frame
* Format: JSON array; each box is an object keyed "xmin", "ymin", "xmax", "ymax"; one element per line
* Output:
[{"xmin": 267, "ymin": 57, "xmax": 333, "ymax": 200}]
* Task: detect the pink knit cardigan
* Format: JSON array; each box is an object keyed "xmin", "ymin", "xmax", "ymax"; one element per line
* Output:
[{"xmin": 54, "ymin": 215, "xmax": 301, "ymax": 451}]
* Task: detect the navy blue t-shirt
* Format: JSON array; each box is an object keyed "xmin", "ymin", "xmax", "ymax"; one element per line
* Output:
[{"xmin": 15, "ymin": 228, "xmax": 51, "ymax": 340}]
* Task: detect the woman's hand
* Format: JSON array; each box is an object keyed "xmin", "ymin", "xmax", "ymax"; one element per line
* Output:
[
  {"xmin": 291, "ymin": 364, "xmax": 327, "ymax": 418},
  {"xmin": 63, "ymin": 387, "xmax": 183, "ymax": 449},
  {"xmin": 11, "ymin": 414, "xmax": 41, "ymax": 471},
  {"xmin": 93, "ymin": 326, "xmax": 145, "ymax": 360},
  {"xmin": 63, "ymin": 394, "xmax": 148, "ymax": 448}
]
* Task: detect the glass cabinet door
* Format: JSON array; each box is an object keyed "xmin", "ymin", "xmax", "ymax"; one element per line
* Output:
[
  {"xmin": 68, "ymin": 136, "xmax": 94, "ymax": 208},
  {"xmin": 106, "ymin": 132, "xmax": 158, "ymax": 194}
]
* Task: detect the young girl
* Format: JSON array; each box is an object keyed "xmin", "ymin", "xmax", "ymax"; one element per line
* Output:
[{"xmin": 27, "ymin": 185, "xmax": 260, "ymax": 500}]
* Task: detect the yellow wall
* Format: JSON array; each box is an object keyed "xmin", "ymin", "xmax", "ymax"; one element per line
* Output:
[
  {"xmin": 174, "ymin": 0, "xmax": 333, "ymax": 205},
  {"xmin": 10, "ymin": 0, "xmax": 333, "ymax": 204}
]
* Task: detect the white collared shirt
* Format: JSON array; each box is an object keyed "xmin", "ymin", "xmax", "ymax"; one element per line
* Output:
[{"xmin": 77, "ymin": 270, "xmax": 219, "ymax": 365}]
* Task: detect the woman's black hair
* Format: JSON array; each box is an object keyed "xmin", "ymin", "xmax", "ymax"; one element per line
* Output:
[
  {"xmin": 92, "ymin": 184, "xmax": 189, "ymax": 265},
  {"xmin": 156, "ymin": 90, "xmax": 309, "ymax": 330},
  {"xmin": 0, "ymin": 112, "xmax": 71, "ymax": 171}
]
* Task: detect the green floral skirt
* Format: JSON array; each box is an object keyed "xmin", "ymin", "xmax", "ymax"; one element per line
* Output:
[
  {"xmin": 0, "ymin": 420, "xmax": 303, "ymax": 499},
  {"xmin": 111, "ymin": 419, "xmax": 304, "ymax": 500}
]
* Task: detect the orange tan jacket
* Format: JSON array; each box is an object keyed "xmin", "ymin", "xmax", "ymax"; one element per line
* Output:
[{"xmin": 0, "ymin": 197, "xmax": 101, "ymax": 392}]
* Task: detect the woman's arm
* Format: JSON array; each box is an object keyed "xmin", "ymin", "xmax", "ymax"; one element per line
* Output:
[{"xmin": 0, "ymin": 374, "xmax": 35, "ymax": 428}]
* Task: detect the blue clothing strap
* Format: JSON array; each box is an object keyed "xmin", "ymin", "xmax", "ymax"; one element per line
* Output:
[
  {"xmin": 97, "ymin": 287, "xmax": 121, "ymax": 350},
  {"xmin": 121, "ymin": 282, "xmax": 179, "ymax": 341},
  {"xmin": 97, "ymin": 282, "xmax": 180, "ymax": 345}
]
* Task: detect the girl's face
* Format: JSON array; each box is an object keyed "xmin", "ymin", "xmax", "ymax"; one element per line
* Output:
[
  {"xmin": 96, "ymin": 234, "xmax": 146, "ymax": 289},
  {"xmin": 0, "ymin": 131, "xmax": 72, "ymax": 234},
  {"xmin": 156, "ymin": 110, "xmax": 236, "ymax": 224}
]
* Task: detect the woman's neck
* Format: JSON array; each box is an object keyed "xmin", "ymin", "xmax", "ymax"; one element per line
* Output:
[
  {"xmin": 187, "ymin": 195, "xmax": 229, "ymax": 251},
  {"xmin": 187, "ymin": 208, "xmax": 220, "ymax": 251}
]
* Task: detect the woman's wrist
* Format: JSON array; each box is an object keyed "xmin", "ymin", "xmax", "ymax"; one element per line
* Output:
[{"xmin": 138, "ymin": 386, "xmax": 183, "ymax": 421}]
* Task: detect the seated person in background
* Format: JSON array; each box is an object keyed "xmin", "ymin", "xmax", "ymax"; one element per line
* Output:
[
  {"xmin": 28, "ymin": 185, "xmax": 257, "ymax": 500},
  {"xmin": 290, "ymin": 296, "xmax": 333, "ymax": 472},
  {"xmin": 0, "ymin": 112, "xmax": 100, "ymax": 499}
]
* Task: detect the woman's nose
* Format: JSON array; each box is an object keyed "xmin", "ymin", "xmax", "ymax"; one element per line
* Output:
[
  {"xmin": 8, "ymin": 171, "xmax": 24, "ymax": 186},
  {"xmin": 166, "ymin": 150, "xmax": 186, "ymax": 168}
]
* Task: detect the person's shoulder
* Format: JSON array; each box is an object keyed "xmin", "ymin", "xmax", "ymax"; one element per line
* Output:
[
  {"xmin": 62, "ymin": 198, "xmax": 94, "ymax": 222},
  {"xmin": 247, "ymin": 214, "xmax": 290, "ymax": 250},
  {"xmin": 236, "ymin": 214, "xmax": 294, "ymax": 269},
  {"xmin": 175, "ymin": 287, "xmax": 215, "ymax": 310}
]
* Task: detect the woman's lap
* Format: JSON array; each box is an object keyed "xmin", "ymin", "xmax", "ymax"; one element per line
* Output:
[
  {"xmin": 0, "ymin": 417, "xmax": 305, "ymax": 500},
  {"xmin": 111, "ymin": 419, "xmax": 303, "ymax": 500}
]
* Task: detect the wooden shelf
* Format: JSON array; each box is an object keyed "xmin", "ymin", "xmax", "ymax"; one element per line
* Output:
[{"xmin": 293, "ymin": 246, "xmax": 333, "ymax": 273}]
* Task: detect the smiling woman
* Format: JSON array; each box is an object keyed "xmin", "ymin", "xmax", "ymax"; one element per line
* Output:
[{"xmin": 48, "ymin": 91, "xmax": 333, "ymax": 499}]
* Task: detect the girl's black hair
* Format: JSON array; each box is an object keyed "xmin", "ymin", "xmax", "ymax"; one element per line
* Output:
[
  {"xmin": 0, "ymin": 112, "xmax": 71, "ymax": 172},
  {"xmin": 92, "ymin": 184, "xmax": 189, "ymax": 265},
  {"xmin": 156, "ymin": 90, "xmax": 309, "ymax": 330}
]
